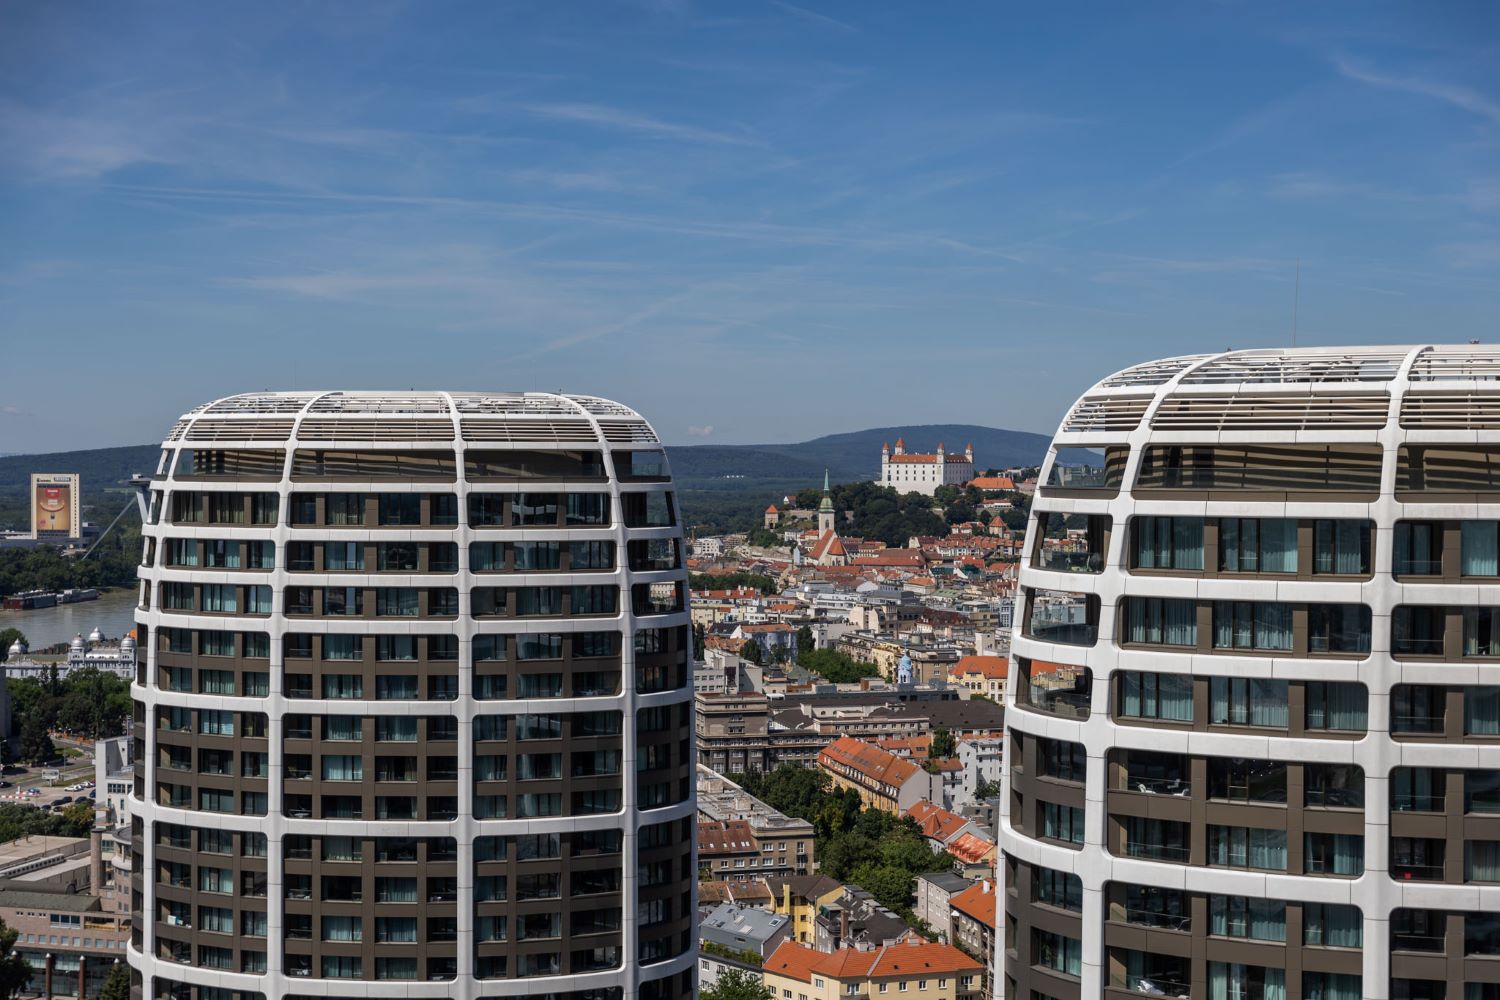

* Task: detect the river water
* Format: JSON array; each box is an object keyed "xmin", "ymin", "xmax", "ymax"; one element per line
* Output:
[{"xmin": 0, "ymin": 589, "xmax": 140, "ymax": 649}]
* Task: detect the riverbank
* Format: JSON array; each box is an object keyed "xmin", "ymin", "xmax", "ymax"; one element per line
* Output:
[{"xmin": 0, "ymin": 589, "xmax": 138, "ymax": 648}]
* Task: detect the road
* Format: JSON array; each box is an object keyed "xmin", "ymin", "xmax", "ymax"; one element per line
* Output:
[{"xmin": 2, "ymin": 734, "xmax": 99, "ymax": 811}]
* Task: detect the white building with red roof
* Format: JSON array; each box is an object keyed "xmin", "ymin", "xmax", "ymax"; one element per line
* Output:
[{"xmin": 878, "ymin": 438, "xmax": 974, "ymax": 496}]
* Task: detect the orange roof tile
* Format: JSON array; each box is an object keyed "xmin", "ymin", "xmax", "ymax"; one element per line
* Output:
[
  {"xmin": 968, "ymin": 476, "xmax": 1016, "ymax": 490},
  {"xmin": 764, "ymin": 941, "xmax": 826, "ymax": 983},
  {"xmin": 949, "ymin": 880, "xmax": 997, "ymax": 930},
  {"xmin": 947, "ymin": 832, "xmax": 996, "ymax": 865},
  {"xmin": 951, "ymin": 655, "xmax": 1009, "ymax": 680},
  {"xmin": 904, "ymin": 799, "xmax": 970, "ymax": 841},
  {"xmin": 866, "ymin": 940, "xmax": 982, "ymax": 977},
  {"xmin": 809, "ymin": 530, "xmax": 848, "ymax": 560},
  {"xmin": 765, "ymin": 940, "xmax": 984, "ymax": 984},
  {"xmin": 818, "ymin": 736, "xmax": 922, "ymax": 790},
  {"xmin": 852, "ymin": 549, "xmax": 925, "ymax": 567}
]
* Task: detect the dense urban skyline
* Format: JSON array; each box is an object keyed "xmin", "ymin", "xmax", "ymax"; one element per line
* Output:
[{"xmin": 2, "ymin": 2, "xmax": 1497, "ymax": 453}]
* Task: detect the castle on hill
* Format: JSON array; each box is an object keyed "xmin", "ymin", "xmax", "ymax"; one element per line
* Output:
[{"xmin": 877, "ymin": 438, "xmax": 974, "ymax": 496}]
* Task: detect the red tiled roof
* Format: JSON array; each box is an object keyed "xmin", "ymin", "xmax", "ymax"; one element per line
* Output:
[
  {"xmin": 904, "ymin": 799, "xmax": 969, "ymax": 842},
  {"xmin": 852, "ymin": 549, "xmax": 925, "ymax": 568},
  {"xmin": 698, "ymin": 819, "xmax": 757, "ymax": 854},
  {"xmin": 818, "ymin": 736, "xmax": 922, "ymax": 790},
  {"xmin": 876, "ymin": 734, "xmax": 932, "ymax": 759},
  {"xmin": 947, "ymin": 832, "xmax": 996, "ymax": 865},
  {"xmin": 950, "ymin": 879, "xmax": 997, "ymax": 930},
  {"xmin": 765, "ymin": 940, "xmax": 983, "ymax": 985},
  {"xmin": 764, "ymin": 942, "xmax": 828, "ymax": 983},
  {"xmin": 951, "ymin": 655, "xmax": 1009, "ymax": 680},
  {"xmin": 810, "ymin": 530, "xmax": 847, "ymax": 560},
  {"xmin": 968, "ymin": 476, "xmax": 1016, "ymax": 490}
]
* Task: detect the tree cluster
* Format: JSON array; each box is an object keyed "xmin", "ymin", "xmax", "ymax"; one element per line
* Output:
[
  {"xmin": 0, "ymin": 525, "xmax": 141, "ymax": 599},
  {"xmin": 701, "ymin": 968, "xmax": 774, "ymax": 1000},
  {"xmin": 732, "ymin": 765, "xmax": 955, "ymax": 918},
  {"xmin": 0, "ymin": 802, "xmax": 94, "ymax": 843},
  {"xmin": 793, "ymin": 481, "xmax": 948, "ymax": 547},
  {"xmin": 744, "ymin": 526, "xmax": 790, "ymax": 550},
  {"xmin": 797, "ymin": 648, "xmax": 880, "ymax": 685},
  {"xmin": 690, "ymin": 571, "xmax": 778, "ymax": 594},
  {"xmin": 8, "ymin": 667, "xmax": 132, "ymax": 755}
]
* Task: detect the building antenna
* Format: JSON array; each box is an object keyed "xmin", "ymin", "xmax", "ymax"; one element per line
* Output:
[{"xmin": 1292, "ymin": 258, "xmax": 1301, "ymax": 348}]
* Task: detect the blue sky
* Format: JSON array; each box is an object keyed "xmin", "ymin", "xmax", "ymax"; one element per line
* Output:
[{"xmin": 1, "ymin": 2, "xmax": 1497, "ymax": 453}]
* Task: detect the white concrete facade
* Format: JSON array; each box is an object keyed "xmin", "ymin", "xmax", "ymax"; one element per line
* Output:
[
  {"xmin": 1000, "ymin": 346, "xmax": 1500, "ymax": 1000},
  {"xmin": 129, "ymin": 391, "xmax": 696, "ymax": 1000}
]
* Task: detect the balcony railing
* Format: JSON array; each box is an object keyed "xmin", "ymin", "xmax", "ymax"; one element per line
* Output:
[
  {"xmin": 1036, "ymin": 550, "xmax": 1102, "ymax": 574},
  {"xmin": 1392, "ymin": 932, "xmax": 1445, "ymax": 952},
  {"xmin": 1394, "ymin": 638, "xmax": 1445, "ymax": 656},
  {"xmin": 1123, "ymin": 908, "xmax": 1190, "ymax": 932},
  {"xmin": 1126, "ymin": 841, "xmax": 1191, "ymax": 863},
  {"xmin": 1392, "ymin": 863, "xmax": 1444, "ymax": 881},
  {"xmin": 1125, "ymin": 777, "xmax": 1190, "ymax": 796},
  {"xmin": 1393, "ymin": 793, "xmax": 1445, "ymax": 812},
  {"xmin": 1393, "ymin": 714, "xmax": 1445, "ymax": 733},
  {"xmin": 1120, "ymin": 976, "xmax": 1192, "ymax": 998},
  {"xmin": 1031, "ymin": 689, "xmax": 1091, "ymax": 719}
]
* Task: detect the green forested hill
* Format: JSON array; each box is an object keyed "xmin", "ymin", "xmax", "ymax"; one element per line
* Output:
[
  {"xmin": 0, "ymin": 424, "xmax": 1065, "ymax": 495},
  {"xmin": 666, "ymin": 423, "xmax": 1065, "ymax": 487},
  {"xmin": 0, "ymin": 445, "xmax": 160, "ymax": 496}
]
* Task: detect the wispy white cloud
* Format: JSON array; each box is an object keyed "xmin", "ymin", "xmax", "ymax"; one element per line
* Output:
[
  {"xmin": 769, "ymin": 1, "xmax": 856, "ymax": 34},
  {"xmin": 0, "ymin": 98, "xmax": 164, "ymax": 178},
  {"xmin": 686, "ymin": 424, "xmax": 714, "ymax": 436},
  {"xmin": 107, "ymin": 182, "xmax": 1019, "ymax": 258},
  {"xmin": 518, "ymin": 102, "xmax": 758, "ymax": 146},
  {"xmin": 1333, "ymin": 55, "xmax": 1500, "ymax": 126}
]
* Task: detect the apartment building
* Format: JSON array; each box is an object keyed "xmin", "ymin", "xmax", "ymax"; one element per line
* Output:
[
  {"xmin": 817, "ymin": 736, "xmax": 940, "ymax": 815},
  {"xmin": 697, "ymin": 766, "xmax": 816, "ymax": 880},
  {"xmin": 130, "ymin": 391, "xmax": 696, "ymax": 1000},
  {"xmin": 1002, "ymin": 347, "xmax": 1500, "ymax": 1000},
  {"xmin": 764, "ymin": 939, "xmax": 985, "ymax": 1000}
]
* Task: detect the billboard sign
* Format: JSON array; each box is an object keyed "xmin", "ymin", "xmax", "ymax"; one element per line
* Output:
[{"xmin": 31, "ymin": 473, "xmax": 81, "ymax": 538}]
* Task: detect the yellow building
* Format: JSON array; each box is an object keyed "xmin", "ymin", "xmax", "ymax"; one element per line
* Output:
[
  {"xmin": 763, "ymin": 939, "xmax": 984, "ymax": 1000},
  {"xmin": 766, "ymin": 875, "xmax": 843, "ymax": 944}
]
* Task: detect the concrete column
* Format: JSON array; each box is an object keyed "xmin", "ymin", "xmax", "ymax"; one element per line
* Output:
[{"xmin": 43, "ymin": 953, "xmax": 53, "ymax": 1000}]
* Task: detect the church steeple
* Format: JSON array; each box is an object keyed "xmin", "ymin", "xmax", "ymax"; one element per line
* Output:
[{"xmin": 817, "ymin": 469, "xmax": 836, "ymax": 534}]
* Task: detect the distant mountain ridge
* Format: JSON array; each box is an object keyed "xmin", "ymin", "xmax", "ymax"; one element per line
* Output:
[
  {"xmin": 665, "ymin": 424, "xmax": 1062, "ymax": 487},
  {"xmin": 0, "ymin": 445, "xmax": 161, "ymax": 495},
  {"xmin": 0, "ymin": 424, "xmax": 1064, "ymax": 495}
]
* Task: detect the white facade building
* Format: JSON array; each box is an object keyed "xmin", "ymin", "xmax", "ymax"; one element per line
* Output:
[
  {"xmin": 1001, "ymin": 346, "xmax": 1500, "ymax": 1000},
  {"xmin": 878, "ymin": 439, "xmax": 974, "ymax": 496},
  {"xmin": 129, "ymin": 391, "xmax": 696, "ymax": 1000}
]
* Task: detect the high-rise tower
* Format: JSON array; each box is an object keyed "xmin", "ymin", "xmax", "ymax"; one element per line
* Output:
[
  {"xmin": 129, "ymin": 392, "xmax": 696, "ymax": 1000},
  {"xmin": 1002, "ymin": 347, "xmax": 1500, "ymax": 1000}
]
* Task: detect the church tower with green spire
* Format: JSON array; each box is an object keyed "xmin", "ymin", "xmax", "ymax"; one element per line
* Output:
[{"xmin": 817, "ymin": 469, "xmax": 836, "ymax": 535}]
